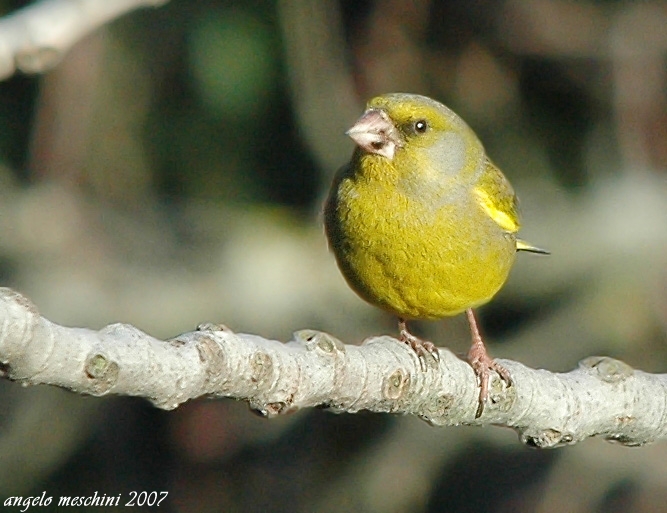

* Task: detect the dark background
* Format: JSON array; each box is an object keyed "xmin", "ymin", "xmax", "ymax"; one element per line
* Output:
[{"xmin": 1, "ymin": 0, "xmax": 667, "ymax": 512}]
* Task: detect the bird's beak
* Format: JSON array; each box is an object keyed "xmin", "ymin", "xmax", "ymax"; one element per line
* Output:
[{"xmin": 346, "ymin": 109, "xmax": 403, "ymax": 160}]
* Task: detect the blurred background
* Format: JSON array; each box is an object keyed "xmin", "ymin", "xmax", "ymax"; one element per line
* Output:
[{"xmin": 1, "ymin": 0, "xmax": 667, "ymax": 511}]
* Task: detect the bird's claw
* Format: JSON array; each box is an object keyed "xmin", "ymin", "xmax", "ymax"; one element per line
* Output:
[
  {"xmin": 399, "ymin": 328, "xmax": 439, "ymax": 370},
  {"xmin": 468, "ymin": 345, "xmax": 511, "ymax": 418}
]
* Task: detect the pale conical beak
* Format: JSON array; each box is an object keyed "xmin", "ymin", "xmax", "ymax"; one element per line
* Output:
[{"xmin": 346, "ymin": 109, "xmax": 402, "ymax": 160}]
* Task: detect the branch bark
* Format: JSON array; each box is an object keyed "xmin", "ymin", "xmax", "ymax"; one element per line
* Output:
[
  {"xmin": 0, "ymin": 0, "xmax": 168, "ymax": 80},
  {"xmin": 1, "ymin": 287, "xmax": 665, "ymax": 448}
]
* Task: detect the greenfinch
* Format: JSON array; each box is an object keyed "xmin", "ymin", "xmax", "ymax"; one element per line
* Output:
[{"xmin": 324, "ymin": 93, "xmax": 547, "ymax": 417}]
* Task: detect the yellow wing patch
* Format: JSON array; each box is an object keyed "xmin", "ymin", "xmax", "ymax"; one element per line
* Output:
[
  {"xmin": 474, "ymin": 159, "xmax": 520, "ymax": 233},
  {"xmin": 474, "ymin": 186, "xmax": 519, "ymax": 233}
]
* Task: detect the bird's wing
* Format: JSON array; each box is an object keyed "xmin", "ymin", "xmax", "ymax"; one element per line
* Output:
[{"xmin": 473, "ymin": 158, "xmax": 520, "ymax": 234}]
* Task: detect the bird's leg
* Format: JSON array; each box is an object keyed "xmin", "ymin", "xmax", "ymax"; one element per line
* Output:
[
  {"xmin": 466, "ymin": 309, "xmax": 512, "ymax": 418},
  {"xmin": 398, "ymin": 318, "xmax": 439, "ymax": 369}
]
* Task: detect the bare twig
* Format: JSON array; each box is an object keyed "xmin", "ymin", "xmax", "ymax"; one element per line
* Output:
[
  {"xmin": 1, "ymin": 287, "xmax": 665, "ymax": 448},
  {"xmin": 0, "ymin": 0, "xmax": 168, "ymax": 80}
]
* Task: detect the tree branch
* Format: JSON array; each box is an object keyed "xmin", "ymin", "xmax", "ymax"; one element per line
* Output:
[
  {"xmin": 0, "ymin": 0, "xmax": 168, "ymax": 80},
  {"xmin": 0, "ymin": 287, "xmax": 664, "ymax": 448}
]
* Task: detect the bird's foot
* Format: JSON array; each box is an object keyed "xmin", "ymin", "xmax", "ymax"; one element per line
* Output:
[
  {"xmin": 465, "ymin": 309, "xmax": 511, "ymax": 418},
  {"xmin": 467, "ymin": 341, "xmax": 512, "ymax": 418},
  {"xmin": 398, "ymin": 319, "xmax": 439, "ymax": 370}
]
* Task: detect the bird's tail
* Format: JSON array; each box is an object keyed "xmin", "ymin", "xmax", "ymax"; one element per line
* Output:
[{"xmin": 516, "ymin": 239, "xmax": 550, "ymax": 255}]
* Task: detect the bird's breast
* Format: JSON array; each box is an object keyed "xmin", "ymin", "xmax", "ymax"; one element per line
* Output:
[{"xmin": 325, "ymin": 176, "xmax": 516, "ymax": 319}]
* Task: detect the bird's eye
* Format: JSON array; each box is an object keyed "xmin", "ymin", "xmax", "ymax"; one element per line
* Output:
[{"xmin": 414, "ymin": 120, "xmax": 428, "ymax": 133}]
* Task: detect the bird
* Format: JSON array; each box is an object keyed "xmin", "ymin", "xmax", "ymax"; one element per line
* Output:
[{"xmin": 324, "ymin": 93, "xmax": 547, "ymax": 417}]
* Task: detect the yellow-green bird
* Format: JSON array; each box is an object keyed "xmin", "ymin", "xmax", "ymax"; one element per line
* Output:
[{"xmin": 324, "ymin": 93, "xmax": 547, "ymax": 417}]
